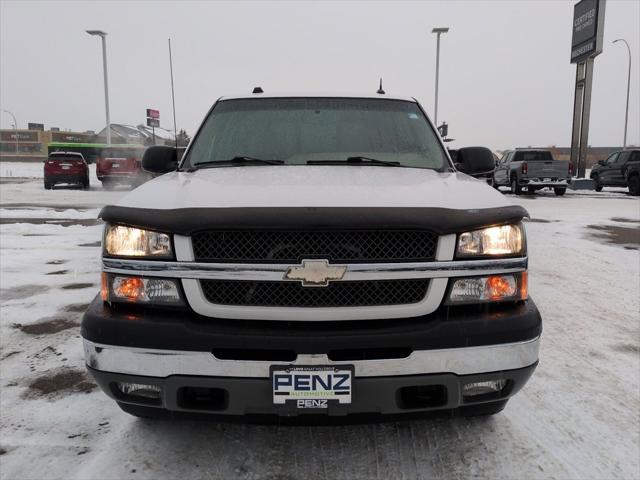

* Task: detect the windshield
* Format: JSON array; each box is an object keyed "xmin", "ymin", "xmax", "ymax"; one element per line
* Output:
[{"xmin": 184, "ymin": 98, "xmax": 449, "ymax": 170}]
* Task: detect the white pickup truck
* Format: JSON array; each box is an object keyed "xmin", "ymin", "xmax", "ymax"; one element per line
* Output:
[{"xmin": 82, "ymin": 92, "xmax": 541, "ymax": 420}]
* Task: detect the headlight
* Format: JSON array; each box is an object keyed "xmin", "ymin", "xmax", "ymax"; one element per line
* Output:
[
  {"xmin": 104, "ymin": 225, "xmax": 172, "ymax": 258},
  {"xmin": 102, "ymin": 273, "xmax": 183, "ymax": 306},
  {"xmin": 457, "ymin": 224, "xmax": 524, "ymax": 257}
]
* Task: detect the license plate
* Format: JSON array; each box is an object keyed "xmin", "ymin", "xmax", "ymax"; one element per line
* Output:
[
  {"xmin": 271, "ymin": 365, "xmax": 353, "ymax": 408},
  {"xmin": 61, "ymin": 165, "xmax": 70, "ymax": 170},
  {"xmin": 111, "ymin": 163, "xmax": 120, "ymax": 168}
]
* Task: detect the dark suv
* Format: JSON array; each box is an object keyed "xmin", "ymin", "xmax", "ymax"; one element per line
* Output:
[
  {"xmin": 43, "ymin": 151, "xmax": 89, "ymax": 190},
  {"xmin": 590, "ymin": 149, "xmax": 640, "ymax": 193}
]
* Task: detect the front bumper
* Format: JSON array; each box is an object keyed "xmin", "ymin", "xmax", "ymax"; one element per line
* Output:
[
  {"xmin": 88, "ymin": 363, "xmax": 537, "ymax": 417},
  {"xmin": 82, "ymin": 296, "xmax": 541, "ymax": 416}
]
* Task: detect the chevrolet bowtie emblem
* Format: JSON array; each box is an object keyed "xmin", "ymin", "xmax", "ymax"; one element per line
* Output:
[{"xmin": 284, "ymin": 260, "xmax": 347, "ymax": 287}]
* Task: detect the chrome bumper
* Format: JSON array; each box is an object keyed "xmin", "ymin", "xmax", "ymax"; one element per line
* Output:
[
  {"xmin": 83, "ymin": 336, "xmax": 540, "ymax": 379},
  {"xmin": 524, "ymin": 179, "xmax": 569, "ymax": 186}
]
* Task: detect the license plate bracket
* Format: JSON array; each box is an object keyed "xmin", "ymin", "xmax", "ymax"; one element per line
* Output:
[{"xmin": 271, "ymin": 365, "xmax": 353, "ymax": 409}]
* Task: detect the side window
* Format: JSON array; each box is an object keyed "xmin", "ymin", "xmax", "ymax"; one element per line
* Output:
[
  {"xmin": 502, "ymin": 152, "xmax": 512, "ymax": 164},
  {"xmin": 606, "ymin": 153, "xmax": 619, "ymax": 165},
  {"xmin": 616, "ymin": 152, "xmax": 629, "ymax": 163},
  {"xmin": 630, "ymin": 151, "xmax": 640, "ymax": 162}
]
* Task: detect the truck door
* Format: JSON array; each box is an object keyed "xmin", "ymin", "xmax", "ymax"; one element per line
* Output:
[
  {"xmin": 601, "ymin": 152, "xmax": 619, "ymax": 184},
  {"xmin": 495, "ymin": 151, "xmax": 511, "ymax": 185},
  {"xmin": 613, "ymin": 152, "xmax": 630, "ymax": 185}
]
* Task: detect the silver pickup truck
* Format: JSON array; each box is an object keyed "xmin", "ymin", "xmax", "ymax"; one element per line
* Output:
[{"xmin": 494, "ymin": 149, "xmax": 573, "ymax": 196}]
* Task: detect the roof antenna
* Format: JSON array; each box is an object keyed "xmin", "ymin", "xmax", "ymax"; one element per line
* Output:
[
  {"xmin": 376, "ymin": 78, "xmax": 385, "ymax": 95},
  {"xmin": 252, "ymin": 86, "xmax": 264, "ymax": 94}
]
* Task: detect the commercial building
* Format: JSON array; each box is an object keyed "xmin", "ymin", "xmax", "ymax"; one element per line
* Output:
[{"xmin": 0, "ymin": 123, "xmax": 175, "ymax": 162}]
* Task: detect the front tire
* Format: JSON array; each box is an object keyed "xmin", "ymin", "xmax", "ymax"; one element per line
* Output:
[
  {"xmin": 554, "ymin": 187, "xmax": 566, "ymax": 196},
  {"xmin": 459, "ymin": 400, "xmax": 508, "ymax": 417},
  {"xmin": 592, "ymin": 174, "xmax": 603, "ymax": 192},
  {"xmin": 511, "ymin": 177, "xmax": 522, "ymax": 195}
]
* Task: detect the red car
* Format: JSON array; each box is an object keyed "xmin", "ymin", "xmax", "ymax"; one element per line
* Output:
[
  {"xmin": 44, "ymin": 151, "xmax": 89, "ymax": 190},
  {"xmin": 96, "ymin": 146, "xmax": 147, "ymax": 189}
]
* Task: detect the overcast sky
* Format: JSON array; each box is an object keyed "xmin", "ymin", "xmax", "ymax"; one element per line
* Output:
[{"xmin": 1, "ymin": 0, "xmax": 638, "ymax": 150}]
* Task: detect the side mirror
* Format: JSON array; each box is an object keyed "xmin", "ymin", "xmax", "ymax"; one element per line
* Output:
[
  {"xmin": 597, "ymin": 160, "xmax": 606, "ymax": 166},
  {"xmin": 456, "ymin": 147, "xmax": 496, "ymax": 176},
  {"xmin": 142, "ymin": 145, "xmax": 178, "ymax": 174}
]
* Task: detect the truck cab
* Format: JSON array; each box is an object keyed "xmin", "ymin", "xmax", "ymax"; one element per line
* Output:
[{"xmin": 82, "ymin": 93, "xmax": 541, "ymax": 420}]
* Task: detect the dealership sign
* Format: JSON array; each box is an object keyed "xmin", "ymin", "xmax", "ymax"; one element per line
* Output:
[
  {"xmin": 146, "ymin": 108, "xmax": 160, "ymax": 128},
  {"xmin": 571, "ymin": 0, "xmax": 606, "ymax": 63},
  {"xmin": 28, "ymin": 123, "xmax": 45, "ymax": 131}
]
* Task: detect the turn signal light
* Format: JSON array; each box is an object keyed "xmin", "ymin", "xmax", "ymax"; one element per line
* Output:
[
  {"xmin": 114, "ymin": 277, "xmax": 145, "ymax": 300},
  {"xmin": 102, "ymin": 273, "xmax": 183, "ymax": 306},
  {"xmin": 447, "ymin": 272, "xmax": 527, "ymax": 305}
]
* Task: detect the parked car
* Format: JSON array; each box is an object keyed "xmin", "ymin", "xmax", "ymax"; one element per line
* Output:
[
  {"xmin": 83, "ymin": 92, "xmax": 540, "ymax": 421},
  {"xmin": 623, "ymin": 150, "xmax": 640, "ymax": 196},
  {"xmin": 43, "ymin": 151, "xmax": 89, "ymax": 190},
  {"xmin": 454, "ymin": 146, "xmax": 496, "ymax": 186},
  {"xmin": 590, "ymin": 149, "xmax": 640, "ymax": 193},
  {"xmin": 96, "ymin": 145, "xmax": 147, "ymax": 189},
  {"xmin": 494, "ymin": 149, "xmax": 573, "ymax": 196}
]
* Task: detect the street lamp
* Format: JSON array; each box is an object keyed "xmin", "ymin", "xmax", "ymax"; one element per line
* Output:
[
  {"xmin": 613, "ymin": 39, "xmax": 631, "ymax": 150},
  {"xmin": 431, "ymin": 27, "xmax": 449, "ymax": 127},
  {"xmin": 86, "ymin": 29, "xmax": 111, "ymax": 145},
  {"xmin": 3, "ymin": 110, "xmax": 18, "ymax": 153}
]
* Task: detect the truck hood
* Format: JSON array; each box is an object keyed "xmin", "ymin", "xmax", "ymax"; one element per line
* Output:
[{"xmin": 117, "ymin": 166, "xmax": 511, "ymax": 210}]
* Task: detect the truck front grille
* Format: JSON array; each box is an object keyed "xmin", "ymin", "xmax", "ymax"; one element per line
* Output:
[
  {"xmin": 192, "ymin": 230, "xmax": 438, "ymax": 263},
  {"xmin": 200, "ymin": 279, "xmax": 430, "ymax": 308}
]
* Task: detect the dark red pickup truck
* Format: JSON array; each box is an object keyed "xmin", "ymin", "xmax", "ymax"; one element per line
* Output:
[{"xmin": 96, "ymin": 146, "xmax": 147, "ymax": 189}]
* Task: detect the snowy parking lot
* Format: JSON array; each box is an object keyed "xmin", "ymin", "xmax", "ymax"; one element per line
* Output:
[{"xmin": 1, "ymin": 163, "xmax": 639, "ymax": 480}]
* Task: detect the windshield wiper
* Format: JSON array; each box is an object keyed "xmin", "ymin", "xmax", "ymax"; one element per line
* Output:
[
  {"xmin": 307, "ymin": 156, "xmax": 401, "ymax": 167},
  {"xmin": 188, "ymin": 156, "xmax": 284, "ymax": 171}
]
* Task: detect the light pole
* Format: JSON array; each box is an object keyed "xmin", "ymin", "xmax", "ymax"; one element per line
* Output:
[
  {"xmin": 3, "ymin": 110, "xmax": 18, "ymax": 153},
  {"xmin": 86, "ymin": 30, "xmax": 111, "ymax": 145},
  {"xmin": 613, "ymin": 39, "xmax": 631, "ymax": 150},
  {"xmin": 431, "ymin": 27, "xmax": 449, "ymax": 127}
]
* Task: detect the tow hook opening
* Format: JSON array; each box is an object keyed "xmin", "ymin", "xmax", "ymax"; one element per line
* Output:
[
  {"xmin": 397, "ymin": 384, "xmax": 447, "ymax": 409},
  {"xmin": 177, "ymin": 386, "xmax": 228, "ymax": 411}
]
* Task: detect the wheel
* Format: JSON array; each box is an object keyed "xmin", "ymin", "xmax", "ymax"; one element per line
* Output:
[
  {"xmin": 524, "ymin": 186, "xmax": 536, "ymax": 195},
  {"xmin": 44, "ymin": 181, "xmax": 52, "ymax": 190},
  {"xmin": 628, "ymin": 175, "xmax": 640, "ymax": 196},
  {"xmin": 83, "ymin": 178, "xmax": 90, "ymax": 190},
  {"xmin": 510, "ymin": 177, "xmax": 522, "ymax": 195},
  {"xmin": 459, "ymin": 400, "xmax": 508, "ymax": 417},
  {"xmin": 592, "ymin": 174, "xmax": 603, "ymax": 192},
  {"xmin": 553, "ymin": 187, "xmax": 566, "ymax": 196},
  {"xmin": 117, "ymin": 402, "xmax": 171, "ymax": 420}
]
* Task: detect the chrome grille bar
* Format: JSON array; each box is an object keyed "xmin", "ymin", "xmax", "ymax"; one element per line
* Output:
[{"xmin": 103, "ymin": 257, "xmax": 527, "ymax": 282}]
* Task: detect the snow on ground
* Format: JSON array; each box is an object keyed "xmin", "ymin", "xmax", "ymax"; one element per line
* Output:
[{"xmin": 0, "ymin": 177, "xmax": 639, "ymax": 480}]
